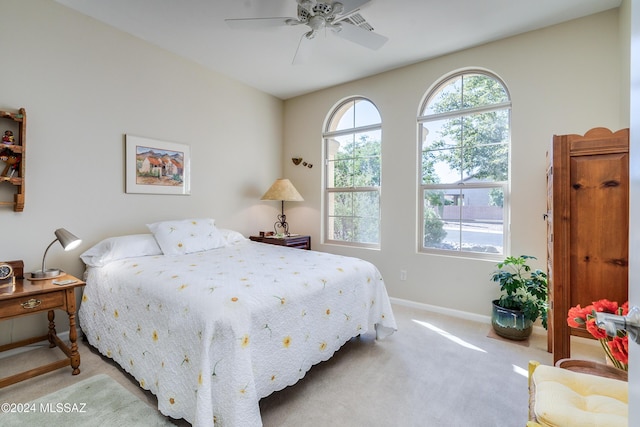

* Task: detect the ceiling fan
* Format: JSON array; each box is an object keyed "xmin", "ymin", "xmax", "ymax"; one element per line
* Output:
[{"xmin": 225, "ymin": 0, "xmax": 388, "ymax": 63}]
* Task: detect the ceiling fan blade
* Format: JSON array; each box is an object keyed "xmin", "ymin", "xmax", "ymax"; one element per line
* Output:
[
  {"xmin": 339, "ymin": 0, "xmax": 372, "ymax": 16},
  {"xmin": 334, "ymin": 21, "xmax": 387, "ymax": 50},
  {"xmin": 225, "ymin": 17, "xmax": 293, "ymax": 29}
]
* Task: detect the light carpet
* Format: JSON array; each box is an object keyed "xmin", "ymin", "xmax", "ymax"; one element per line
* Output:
[{"xmin": 0, "ymin": 374, "xmax": 174, "ymax": 426}]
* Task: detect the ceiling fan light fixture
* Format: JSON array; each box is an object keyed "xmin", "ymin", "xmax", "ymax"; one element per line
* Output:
[{"xmin": 308, "ymin": 15, "xmax": 327, "ymax": 31}]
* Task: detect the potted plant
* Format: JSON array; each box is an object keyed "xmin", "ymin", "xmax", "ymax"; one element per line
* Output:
[{"xmin": 490, "ymin": 255, "xmax": 548, "ymax": 340}]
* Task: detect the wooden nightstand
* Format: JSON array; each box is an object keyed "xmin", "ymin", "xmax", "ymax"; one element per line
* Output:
[
  {"xmin": 0, "ymin": 273, "xmax": 85, "ymax": 388},
  {"xmin": 250, "ymin": 235, "xmax": 311, "ymax": 250}
]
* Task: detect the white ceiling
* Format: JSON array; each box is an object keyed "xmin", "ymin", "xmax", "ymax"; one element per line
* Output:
[{"xmin": 54, "ymin": 0, "xmax": 621, "ymax": 100}]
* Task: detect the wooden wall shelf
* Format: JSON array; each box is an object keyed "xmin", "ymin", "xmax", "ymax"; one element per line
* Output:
[{"xmin": 0, "ymin": 107, "xmax": 26, "ymax": 212}]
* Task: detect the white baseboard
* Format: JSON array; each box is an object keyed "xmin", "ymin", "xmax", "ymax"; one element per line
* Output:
[
  {"xmin": 390, "ymin": 297, "xmax": 548, "ymax": 336},
  {"xmin": 390, "ymin": 297, "xmax": 492, "ymax": 324},
  {"xmin": 0, "ymin": 331, "xmax": 71, "ymax": 359}
]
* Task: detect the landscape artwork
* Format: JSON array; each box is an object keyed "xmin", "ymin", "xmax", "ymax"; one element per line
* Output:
[{"xmin": 125, "ymin": 135, "xmax": 191, "ymax": 195}]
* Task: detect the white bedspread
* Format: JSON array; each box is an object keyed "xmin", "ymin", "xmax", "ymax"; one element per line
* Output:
[{"xmin": 78, "ymin": 240, "xmax": 396, "ymax": 426}]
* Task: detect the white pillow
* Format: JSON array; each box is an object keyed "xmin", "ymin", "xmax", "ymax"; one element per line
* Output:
[
  {"xmin": 80, "ymin": 234, "xmax": 162, "ymax": 267},
  {"xmin": 147, "ymin": 218, "xmax": 225, "ymax": 255},
  {"xmin": 218, "ymin": 228, "xmax": 248, "ymax": 245}
]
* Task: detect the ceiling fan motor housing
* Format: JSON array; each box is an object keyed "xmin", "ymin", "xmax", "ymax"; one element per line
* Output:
[{"xmin": 298, "ymin": 1, "xmax": 344, "ymax": 22}]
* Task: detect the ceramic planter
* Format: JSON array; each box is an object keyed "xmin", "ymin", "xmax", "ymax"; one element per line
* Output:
[{"xmin": 491, "ymin": 299, "xmax": 533, "ymax": 340}]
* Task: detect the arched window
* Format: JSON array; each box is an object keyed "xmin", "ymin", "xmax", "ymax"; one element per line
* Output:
[
  {"xmin": 323, "ymin": 97, "xmax": 381, "ymax": 248},
  {"xmin": 418, "ymin": 70, "xmax": 511, "ymax": 257}
]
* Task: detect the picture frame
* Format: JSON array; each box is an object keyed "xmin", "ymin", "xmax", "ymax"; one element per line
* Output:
[{"xmin": 125, "ymin": 135, "xmax": 191, "ymax": 195}]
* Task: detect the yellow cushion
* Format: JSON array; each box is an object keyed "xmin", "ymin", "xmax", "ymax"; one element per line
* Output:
[{"xmin": 532, "ymin": 365, "xmax": 628, "ymax": 427}]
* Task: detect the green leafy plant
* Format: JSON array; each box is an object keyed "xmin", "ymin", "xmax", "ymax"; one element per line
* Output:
[{"xmin": 491, "ymin": 255, "xmax": 548, "ymax": 329}]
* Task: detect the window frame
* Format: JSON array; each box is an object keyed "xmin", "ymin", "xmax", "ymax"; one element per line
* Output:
[
  {"xmin": 323, "ymin": 96, "xmax": 382, "ymax": 249},
  {"xmin": 417, "ymin": 70, "xmax": 511, "ymax": 259}
]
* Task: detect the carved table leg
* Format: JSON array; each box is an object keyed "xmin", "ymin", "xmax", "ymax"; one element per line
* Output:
[
  {"xmin": 47, "ymin": 310, "xmax": 57, "ymax": 348},
  {"xmin": 68, "ymin": 312, "xmax": 80, "ymax": 375}
]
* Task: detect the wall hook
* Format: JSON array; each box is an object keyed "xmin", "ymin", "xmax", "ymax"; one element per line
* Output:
[{"xmin": 292, "ymin": 157, "xmax": 312, "ymax": 168}]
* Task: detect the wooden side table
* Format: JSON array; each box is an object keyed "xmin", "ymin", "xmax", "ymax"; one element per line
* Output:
[
  {"xmin": 250, "ymin": 235, "xmax": 311, "ymax": 250},
  {"xmin": 0, "ymin": 273, "xmax": 85, "ymax": 388},
  {"xmin": 555, "ymin": 358, "xmax": 628, "ymax": 382}
]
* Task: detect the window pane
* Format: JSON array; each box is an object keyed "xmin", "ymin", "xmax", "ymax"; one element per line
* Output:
[
  {"xmin": 353, "ymin": 216, "xmax": 379, "ymax": 243},
  {"xmin": 327, "ymin": 159, "xmax": 353, "ymax": 187},
  {"xmin": 353, "ymin": 156, "xmax": 380, "ymax": 187},
  {"xmin": 327, "ymin": 133, "xmax": 353, "ymax": 188},
  {"xmin": 462, "ymin": 74, "xmax": 509, "ymax": 108},
  {"xmin": 422, "ymin": 116, "xmax": 463, "ymax": 184},
  {"xmin": 328, "ymin": 130, "xmax": 381, "ymax": 188},
  {"xmin": 462, "ymin": 143, "xmax": 508, "ymax": 182},
  {"xmin": 422, "ymin": 112, "xmax": 509, "ymax": 184},
  {"xmin": 423, "ymin": 76, "xmax": 462, "ymax": 115},
  {"xmin": 422, "ymin": 118, "xmax": 460, "ymax": 150},
  {"xmin": 354, "ymin": 130, "xmax": 381, "ymax": 187},
  {"xmin": 354, "ymin": 130, "xmax": 381, "ymax": 157},
  {"xmin": 333, "ymin": 100, "xmax": 355, "ymax": 132},
  {"xmin": 423, "ymin": 188, "xmax": 503, "ymax": 253},
  {"xmin": 327, "ymin": 192, "xmax": 353, "ymax": 217},
  {"xmin": 423, "ymin": 190, "xmax": 450, "ymax": 249},
  {"xmin": 423, "ymin": 74, "xmax": 509, "ymax": 116},
  {"xmin": 459, "ymin": 188, "xmax": 504, "ymax": 254},
  {"xmin": 422, "ymin": 148, "xmax": 462, "ymax": 184},
  {"xmin": 354, "ymin": 99, "xmax": 381, "ymax": 127},
  {"xmin": 328, "ymin": 191, "xmax": 379, "ymax": 243},
  {"xmin": 353, "ymin": 191, "xmax": 380, "ymax": 220},
  {"xmin": 330, "ymin": 99, "xmax": 381, "ymax": 132},
  {"xmin": 327, "ymin": 216, "xmax": 353, "ymax": 241},
  {"xmin": 329, "ymin": 134, "xmax": 354, "ymax": 160}
]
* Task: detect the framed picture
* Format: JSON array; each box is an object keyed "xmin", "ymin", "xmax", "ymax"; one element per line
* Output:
[{"xmin": 125, "ymin": 135, "xmax": 191, "ymax": 195}]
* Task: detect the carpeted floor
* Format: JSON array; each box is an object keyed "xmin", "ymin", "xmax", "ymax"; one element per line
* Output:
[{"xmin": 0, "ymin": 303, "xmax": 601, "ymax": 426}]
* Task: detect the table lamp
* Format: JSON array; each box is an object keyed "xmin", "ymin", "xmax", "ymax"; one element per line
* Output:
[
  {"xmin": 32, "ymin": 228, "xmax": 82, "ymax": 279},
  {"xmin": 261, "ymin": 178, "xmax": 303, "ymax": 236}
]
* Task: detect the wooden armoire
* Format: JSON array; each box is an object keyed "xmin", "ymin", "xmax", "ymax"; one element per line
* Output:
[{"xmin": 547, "ymin": 127, "xmax": 629, "ymax": 363}]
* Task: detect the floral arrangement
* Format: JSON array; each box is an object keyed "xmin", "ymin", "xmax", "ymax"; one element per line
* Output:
[{"xmin": 567, "ymin": 299, "xmax": 628, "ymax": 371}]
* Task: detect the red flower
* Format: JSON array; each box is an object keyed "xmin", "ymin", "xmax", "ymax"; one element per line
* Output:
[
  {"xmin": 585, "ymin": 317, "xmax": 608, "ymax": 340},
  {"xmin": 608, "ymin": 336, "xmax": 629, "ymax": 364},
  {"xmin": 621, "ymin": 301, "xmax": 629, "ymax": 316},
  {"xmin": 567, "ymin": 304, "xmax": 592, "ymax": 328},
  {"xmin": 592, "ymin": 299, "xmax": 618, "ymax": 314},
  {"xmin": 567, "ymin": 299, "xmax": 629, "ymax": 371}
]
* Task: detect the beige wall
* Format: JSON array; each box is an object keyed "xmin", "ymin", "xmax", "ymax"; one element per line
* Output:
[
  {"xmin": 283, "ymin": 9, "xmax": 627, "ymax": 318},
  {"xmin": 0, "ymin": 0, "xmax": 283, "ymax": 344}
]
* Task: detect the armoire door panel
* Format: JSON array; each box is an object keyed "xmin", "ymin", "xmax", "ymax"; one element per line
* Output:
[{"xmin": 569, "ymin": 153, "xmax": 629, "ymax": 309}]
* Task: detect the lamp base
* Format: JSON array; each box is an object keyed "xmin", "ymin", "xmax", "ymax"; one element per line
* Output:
[
  {"xmin": 31, "ymin": 268, "xmax": 62, "ymax": 279},
  {"xmin": 275, "ymin": 212, "xmax": 289, "ymax": 236}
]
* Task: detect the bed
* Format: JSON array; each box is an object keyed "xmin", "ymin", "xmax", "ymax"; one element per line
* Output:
[{"xmin": 78, "ymin": 219, "xmax": 397, "ymax": 426}]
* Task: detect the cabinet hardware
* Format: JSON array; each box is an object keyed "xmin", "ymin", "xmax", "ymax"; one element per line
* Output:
[{"xmin": 20, "ymin": 298, "xmax": 41, "ymax": 309}]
